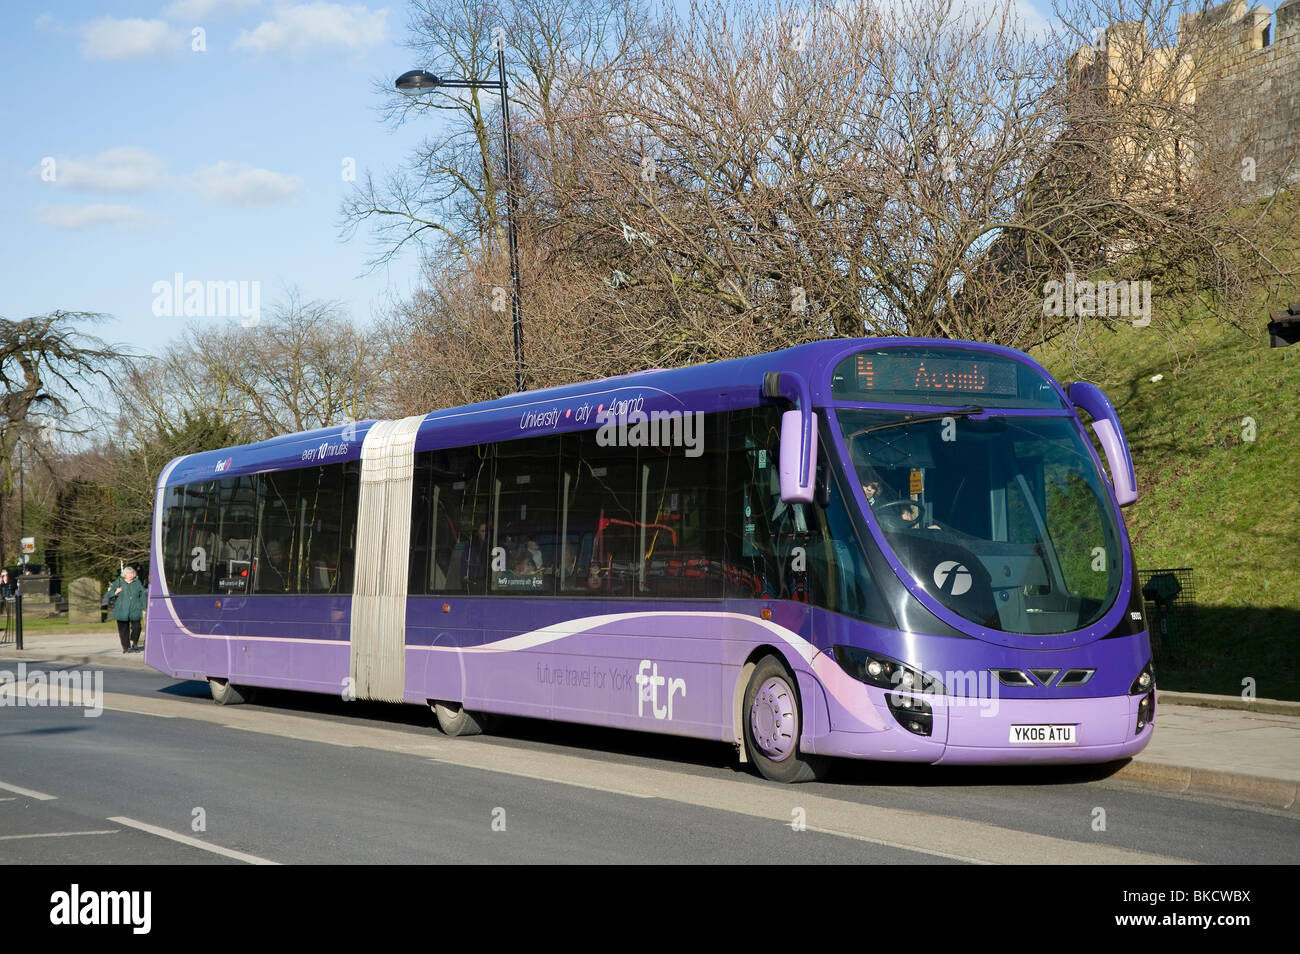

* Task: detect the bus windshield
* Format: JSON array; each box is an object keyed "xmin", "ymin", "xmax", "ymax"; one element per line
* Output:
[{"xmin": 838, "ymin": 409, "xmax": 1123, "ymax": 635}]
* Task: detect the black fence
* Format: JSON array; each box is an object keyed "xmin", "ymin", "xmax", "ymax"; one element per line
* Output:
[
  {"xmin": 0, "ymin": 598, "xmax": 12, "ymax": 647},
  {"xmin": 1138, "ymin": 567, "xmax": 1196, "ymax": 663}
]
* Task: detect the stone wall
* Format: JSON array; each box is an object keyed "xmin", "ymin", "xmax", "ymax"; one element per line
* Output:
[
  {"xmin": 1074, "ymin": 1, "xmax": 1299, "ymax": 201},
  {"xmin": 1178, "ymin": 0, "xmax": 1300, "ymax": 198}
]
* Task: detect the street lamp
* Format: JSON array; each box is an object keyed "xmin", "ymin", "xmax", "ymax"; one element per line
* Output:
[{"xmin": 396, "ymin": 50, "xmax": 526, "ymax": 392}]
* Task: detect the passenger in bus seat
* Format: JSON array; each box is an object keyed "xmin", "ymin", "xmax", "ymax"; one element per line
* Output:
[
  {"xmin": 558, "ymin": 545, "xmax": 586, "ymax": 590},
  {"xmin": 509, "ymin": 548, "xmax": 537, "ymax": 578}
]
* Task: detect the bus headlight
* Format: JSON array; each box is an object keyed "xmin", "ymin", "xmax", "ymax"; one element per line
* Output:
[
  {"xmin": 832, "ymin": 646, "xmax": 944, "ymax": 694},
  {"xmin": 1135, "ymin": 691, "xmax": 1155, "ymax": 734},
  {"xmin": 1129, "ymin": 660, "xmax": 1155, "ymax": 695},
  {"xmin": 885, "ymin": 691, "xmax": 934, "ymax": 737}
]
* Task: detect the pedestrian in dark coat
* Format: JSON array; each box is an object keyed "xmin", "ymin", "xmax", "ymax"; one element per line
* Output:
[{"xmin": 107, "ymin": 566, "xmax": 146, "ymax": 653}]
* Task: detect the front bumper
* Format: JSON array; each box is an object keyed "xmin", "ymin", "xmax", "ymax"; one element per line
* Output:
[{"xmin": 801, "ymin": 654, "xmax": 1153, "ymax": 764}]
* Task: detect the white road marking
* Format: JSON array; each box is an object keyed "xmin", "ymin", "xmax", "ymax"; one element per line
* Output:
[
  {"xmin": 0, "ymin": 830, "xmax": 118, "ymax": 841},
  {"xmin": 0, "ymin": 780, "xmax": 57, "ymax": 801},
  {"xmin": 108, "ymin": 816, "xmax": 280, "ymax": 865}
]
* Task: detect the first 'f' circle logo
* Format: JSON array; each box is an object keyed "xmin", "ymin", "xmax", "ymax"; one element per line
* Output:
[{"xmin": 934, "ymin": 560, "xmax": 972, "ymax": 596}]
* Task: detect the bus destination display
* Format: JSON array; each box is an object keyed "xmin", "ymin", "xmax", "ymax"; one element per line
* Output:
[{"xmin": 852, "ymin": 353, "xmax": 1019, "ymax": 398}]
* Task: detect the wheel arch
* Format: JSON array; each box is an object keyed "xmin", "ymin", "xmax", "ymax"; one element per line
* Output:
[{"xmin": 731, "ymin": 643, "xmax": 807, "ymax": 763}]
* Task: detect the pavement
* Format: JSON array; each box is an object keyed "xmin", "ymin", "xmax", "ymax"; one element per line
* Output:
[{"xmin": 4, "ymin": 630, "xmax": 1299, "ymax": 811}]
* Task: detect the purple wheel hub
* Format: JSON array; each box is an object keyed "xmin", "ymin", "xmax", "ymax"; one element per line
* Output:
[{"xmin": 750, "ymin": 676, "xmax": 798, "ymax": 762}]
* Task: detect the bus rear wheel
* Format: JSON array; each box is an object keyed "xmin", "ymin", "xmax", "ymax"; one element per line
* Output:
[
  {"xmin": 432, "ymin": 701, "xmax": 488, "ymax": 737},
  {"xmin": 209, "ymin": 677, "xmax": 251, "ymax": 706},
  {"xmin": 742, "ymin": 655, "xmax": 828, "ymax": 783}
]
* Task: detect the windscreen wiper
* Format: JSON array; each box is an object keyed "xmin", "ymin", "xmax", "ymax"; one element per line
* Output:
[{"xmin": 860, "ymin": 405, "xmax": 985, "ymax": 435}]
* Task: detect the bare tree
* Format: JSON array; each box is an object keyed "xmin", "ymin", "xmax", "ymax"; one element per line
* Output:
[
  {"xmin": 1, "ymin": 311, "xmax": 123, "ymax": 563},
  {"xmin": 359, "ymin": 0, "xmax": 1294, "ymax": 405},
  {"xmin": 542, "ymin": 0, "xmax": 1289, "ymax": 346},
  {"xmin": 48, "ymin": 410, "xmax": 247, "ymax": 582},
  {"xmin": 340, "ymin": 0, "xmax": 650, "ymax": 269},
  {"xmin": 122, "ymin": 292, "xmax": 379, "ymax": 442}
]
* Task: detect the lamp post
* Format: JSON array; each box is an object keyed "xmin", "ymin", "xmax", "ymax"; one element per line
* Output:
[
  {"xmin": 397, "ymin": 47, "xmax": 526, "ymax": 392},
  {"xmin": 17, "ymin": 440, "xmax": 24, "ymax": 552}
]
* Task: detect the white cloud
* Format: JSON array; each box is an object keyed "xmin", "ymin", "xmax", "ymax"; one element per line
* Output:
[
  {"xmin": 40, "ymin": 147, "xmax": 168, "ymax": 191},
  {"xmin": 79, "ymin": 17, "xmax": 186, "ymax": 60},
  {"xmin": 189, "ymin": 161, "xmax": 304, "ymax": 206},
  {"xmin": 162, "ymin": 0, "xmax": 262, "ymax": 21},
  {"xmin": 36, "ymin": 204, "xmax": 167, "ymax": 229},
  {"xmin": 233, "ymin": 2, "xmax": 387, "ymax": 55},
  {"xmin": 34, "ymin": 151, "xmax": 302, "ymax": 207}
]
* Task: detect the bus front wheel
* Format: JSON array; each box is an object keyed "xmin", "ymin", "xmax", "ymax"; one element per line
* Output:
[
  {"xmin": 209, "ymin": 677, "xmax": 251, "ymax": 706},
  {"xmin": 742, "ymin": 655, "xmax": 828, "ymax": 783},
  {"xmin": 432, "ymin": 701, "xmax": 488, "ymax": 737}
]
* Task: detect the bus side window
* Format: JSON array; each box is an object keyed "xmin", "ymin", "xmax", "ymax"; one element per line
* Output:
[
  {"xmin": 212, "ymin": 475, "xmax": 257, "ymax": 594},
  {"xmin": 164, "ymin": 482, "xmax": 220, "ymax": 595},
  {"xmin": 336, "ymin": 461, "xmax": 360, "ymax": 593},
  {"xmin": 491, "ymin": 437, "xmax": 560, "ymax": 596},
  {"xmin": 724, "ymin": 408, "xmax": 792, "ymax": 599},
  {"xmin": 638, "ymin": 413, "xmax": 726, "ymax": 599},
  {"xmin": 254, "ymin": 469, "xmax": 300, "ymax": 594},
  {"xmin": 300, "ymin": 464, "xmax": 351, "ymax": 593},
  {"xmin": 409, "ymin": 453, "xmax": 434, "ymax": 594},
  {"xmin": 802, "ymin": 452, "xmax": 892, "ymax": 626},
  {"xmin": 725, "ymin": 408, "xmax": 891, "ymax": 624},
  {"xmin": 560, "ymin": 430, "xmax": 640, "ymax": 597},
  {"xmin": 411, "ymin": 445, "xmax": 492, "ymax": 597}
]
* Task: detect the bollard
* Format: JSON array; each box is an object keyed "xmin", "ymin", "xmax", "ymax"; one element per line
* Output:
[{"xmin": 14, "ymin": 586, "xmax": 22, "ymax": 651}]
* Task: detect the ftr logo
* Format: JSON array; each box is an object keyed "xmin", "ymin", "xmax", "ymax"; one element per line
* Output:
[
  {"xmin": 933, "ymin": 561, "xmax": 972, "ymax": 596},
  {"xmin": 635, "ymin": 660, "xmax": 686, "ymax": 720}
]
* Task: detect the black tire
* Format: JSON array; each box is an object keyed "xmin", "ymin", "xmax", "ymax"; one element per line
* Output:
[
  {"xmin": 209, "ymin": 677, "xmax": 251, "ymax": 706},
  {"xmin": 432, "ymin": 701, "xmax": 488, "ymax": 737},
  {"xmin": 742, "ymin": 654, "xmax": 829, "ymax": 783}
]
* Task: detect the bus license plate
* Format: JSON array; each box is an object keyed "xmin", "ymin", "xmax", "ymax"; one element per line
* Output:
[{"xmin": 1009, "ymin": 724, "xmax": 1076, "ymax": 744}]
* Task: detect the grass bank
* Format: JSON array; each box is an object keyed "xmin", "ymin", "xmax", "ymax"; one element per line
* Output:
[{"xmin": 1034, "ymin": 193, "xmax": 1300, "ymax": 699}]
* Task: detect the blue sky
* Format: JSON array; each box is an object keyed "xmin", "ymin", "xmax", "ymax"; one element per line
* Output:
[
  {"xmin": 1, "ymin": 0, "xmax": 430, "ymax": 353},
  {"xmin": 0, "ymin": 0, "xmax": 1061, "ymax": 359}
]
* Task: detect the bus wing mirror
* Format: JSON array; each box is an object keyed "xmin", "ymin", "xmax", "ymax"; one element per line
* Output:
[
  {"xmin": 764, "ymin": 371, "xmax": 818, "ymax": 504},
  {"xmin": 780, "ymin": 409, "xmax": 819, "ymax": 503},
  {"xmin": 1066, "ymin": 382, "xmax": 1137, "ymax": 506}
]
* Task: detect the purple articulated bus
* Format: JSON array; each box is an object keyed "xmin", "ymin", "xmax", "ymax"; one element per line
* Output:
[{"xmin": 144, "ymin": 338, "xmax": 1154, "ymax": 782}]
